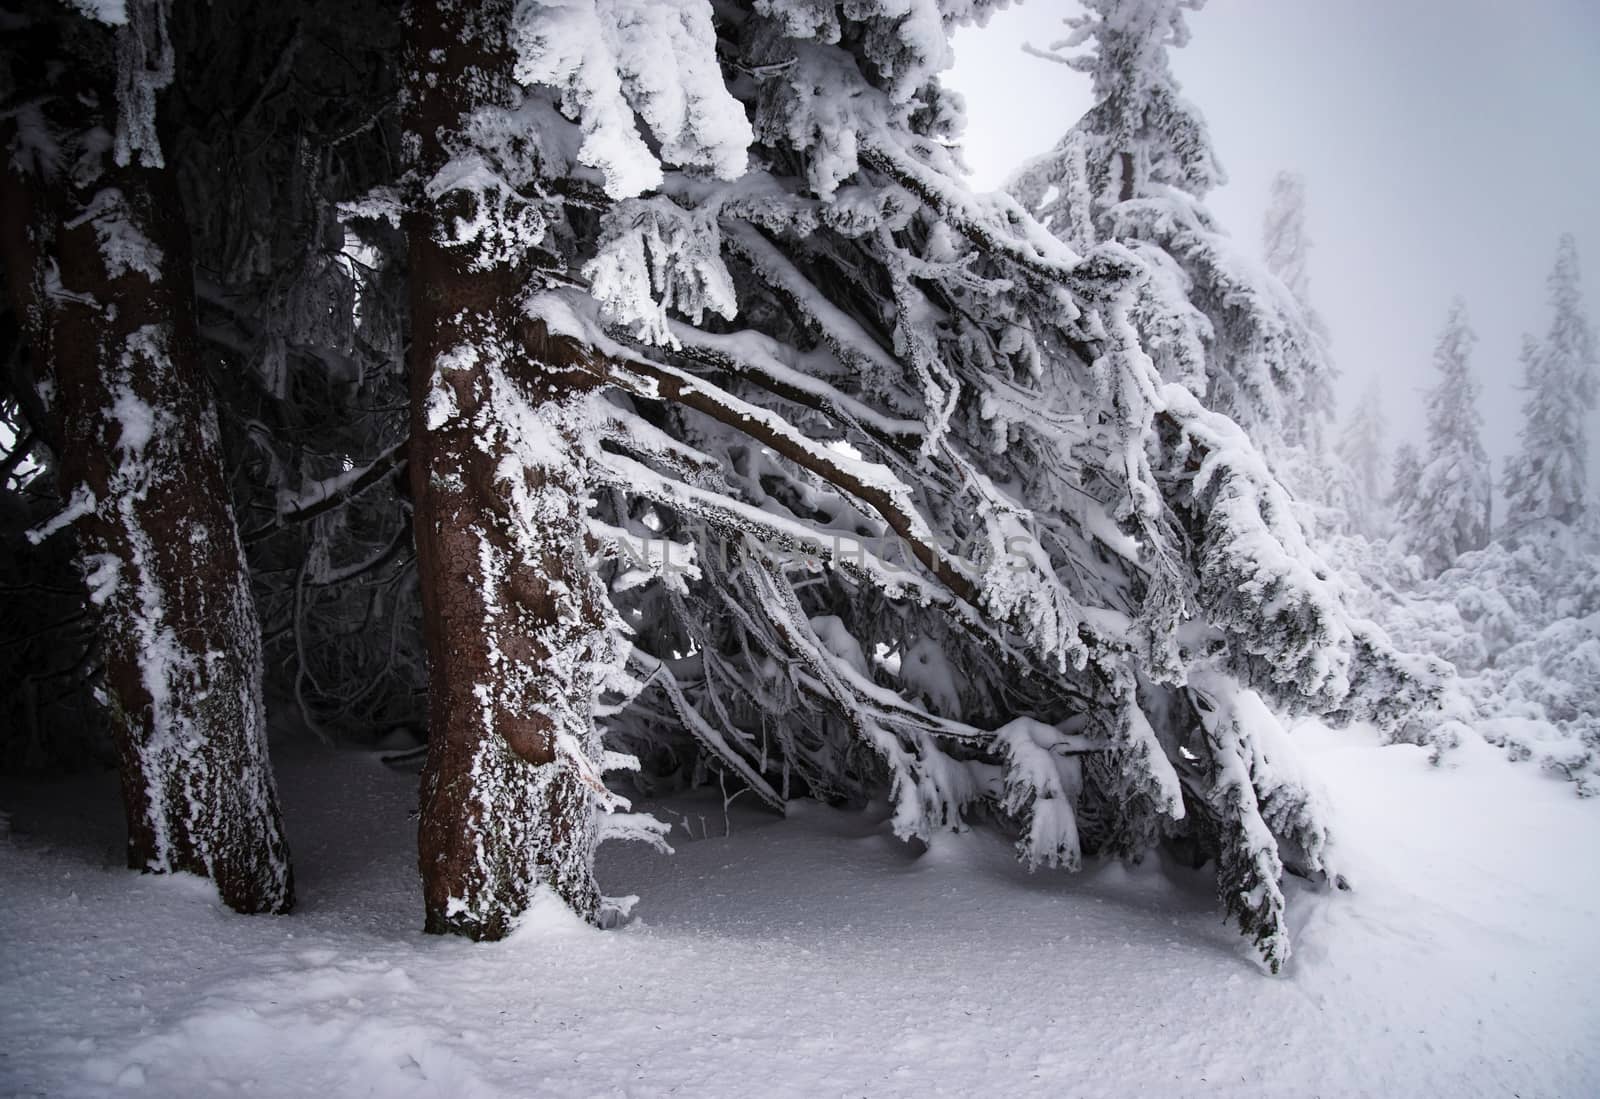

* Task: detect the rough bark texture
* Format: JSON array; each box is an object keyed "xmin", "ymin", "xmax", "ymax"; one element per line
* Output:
[
  {"xmin": 405, "ymin": 0, "xmax": 609, "ymax": 938},
  {"xmin": 0, "ymin": 4, "xmax": 292, "ymax": 913}
]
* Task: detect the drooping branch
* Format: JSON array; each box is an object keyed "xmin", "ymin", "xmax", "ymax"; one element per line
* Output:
[{"xmin": 626, "ymin": 649, "xmax": 786, "ymax": 810}]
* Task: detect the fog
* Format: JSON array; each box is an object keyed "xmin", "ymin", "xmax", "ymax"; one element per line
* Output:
[{"xmin": 949, "ymin": 0, "xmax": 1600, "ymax": 496}]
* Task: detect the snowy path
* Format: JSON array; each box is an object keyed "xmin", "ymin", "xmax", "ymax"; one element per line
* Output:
[{"xmin": 3, "ymin": 726, "xmax": 1597, "ymax": 1097}]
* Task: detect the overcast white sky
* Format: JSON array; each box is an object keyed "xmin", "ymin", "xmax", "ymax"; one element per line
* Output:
[{"xmin": 948, "ymin": 0, "xmax": 1600, "ymax": 492}]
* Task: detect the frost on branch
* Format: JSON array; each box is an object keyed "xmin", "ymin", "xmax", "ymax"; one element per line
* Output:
[
  {"xmin": 1186, "ymin": 665, "xmax": 1331, "ymax": 974},
  {"xmin": 512, "ymin": 0, "xmax": 752, "ymax": 198},
  {"xmin": 585, "ymin": 198, "xmax": 737, "ymax": 345},
  {"xmin": 1153, "ymin": 385, "xmax": 1444, "ymax": 731}
]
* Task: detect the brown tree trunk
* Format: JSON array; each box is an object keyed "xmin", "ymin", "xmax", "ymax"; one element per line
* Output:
[
  {"xmin": 0, "ymin": 4, "xmax": 292, "ymax": 913},
  {"xmin": 404, "ymin": 0, "xmax": 614, "ymax": 938}
]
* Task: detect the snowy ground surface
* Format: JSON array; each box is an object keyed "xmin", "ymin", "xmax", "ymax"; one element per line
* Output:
[{"xmin": 3, "ymin": 725, "xmax": 1597, "ymax": 1098}]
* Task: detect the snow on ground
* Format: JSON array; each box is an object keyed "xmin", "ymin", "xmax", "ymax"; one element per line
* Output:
[{"xmin": 2, "ymin": 725, "xmax": 1597, "ymax": 1098}]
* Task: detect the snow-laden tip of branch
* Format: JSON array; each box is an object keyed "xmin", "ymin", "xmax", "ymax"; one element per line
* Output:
[
  {"xmin": 512, "ymin": 0, "xmax": 751, "ymax": 199},
  {"xmin": 597, "ymin": 811, "xmax": 674, "ymax": 853},
  {"xmin": 1159, "ymin": 385, "xmax": 1352, "ymax": 697},
  {"xmin": 273, "ymin": 439, "xmax": 407, "ymax": 524},
  {"xmin": 1123, "ymin": 696, "xmax": 1186, "ymax": 821},
  {"xmin": 585, "ymin": 198, "xmax": 737, "ymax": 346},
  {"xmin": 1185, "ymin": 664, "xmax": 1332, "ymax": 974},
  {"xmin": 1020, "ymin": 41, "xmax": 1076, "ymax": 67},
  {"xmin": 993, "ymin": 716, "xmax": 1089, "ymax": 871}
]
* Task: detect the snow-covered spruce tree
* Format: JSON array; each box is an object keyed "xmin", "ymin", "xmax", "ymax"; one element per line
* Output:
[
  {"xmin": 369, "ymin": 0, "xmax": 1450, "ymax": 968},
  {"xmin": 1006, "ymin": 0, "xmax": 1336, "ymax": 462},
  {"xmin": 1261, "ymin": 170, "xmax": 1328, "ymax": 353},
  {"xmin": 1333, "ymin": 380, "xmax": 1390, "ymax": 538},
  {"xmin": 0, "ymin": 0, "xmax": 292, "ymax": 911},
  {"xmin": 1389, "ymin": 441, "xmax": 1422, "ymax": 523},
  {"xmin": 1503, "ymin": 235, "xmax": 1597, "ymax": 528},
  {"xmin": 1395, "ymin": 300, "xmax": 1492, "ymax": 575},
  {"xmin": 1256, "ymin": 168, "xmax": 1361, "ymax": 534}
]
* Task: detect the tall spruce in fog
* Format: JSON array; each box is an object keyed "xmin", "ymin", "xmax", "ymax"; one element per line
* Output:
[
  {"xmin": 1258, "ymin": 168, "xmax": 1360, "ymax": 530},
  {"xmin": 1503, "ymin": 236, "xmax": 1598, "ymax": 527},
  {"xmin": 1389, "ymin": 442, "xmax": 1423, "ymax": 524},
  {"xmin": 0, "ymin": 0, "xmax": 292, "ymax": 912},
  {"xmin": 1006, "ymin": 0, "xmax": 1335, "ymax": 457},
  {"xmin": 1335, "ymin": 381, "xmax": 1390, "ymax": 536},
  {"xmin": 1396, "ymin": 302, "xmax": 1492, "ymax": 575},
  {"xmin": 1262, "ymin": 171, "xmax": 1328, "ymax": 345}
]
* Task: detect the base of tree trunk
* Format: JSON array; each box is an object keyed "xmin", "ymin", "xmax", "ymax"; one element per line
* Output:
[{"xmin": 419, "ymin": 739, "xmax": 599, "ymax": 939}]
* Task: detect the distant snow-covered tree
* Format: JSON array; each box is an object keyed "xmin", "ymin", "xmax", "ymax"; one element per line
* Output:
[
  {"xmin": 1503, "ymin": 236, "xmax": 1597, "ymax": 527},
  {"xmin": 1389, "ymin": 442, "xmax": 1423, "ymax": 522},
  {"xmin": 1371, "ymin": 514, "xmax": 1600, "ymax": 795},
  {"xmin": 1262, "ymin": 170, "xmax": 1328, "ymax": 345},
  {"xmin": 1396, "ymin": 301, "xmax": 1492, "ymax": 575},
  {"xmin": 1258, "ymin": 168, "xmax": 1357, "ymax": 533},
  {"xmin": 1334, "ymin": 380, "xmax": 1390, "ymax": 537}
]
